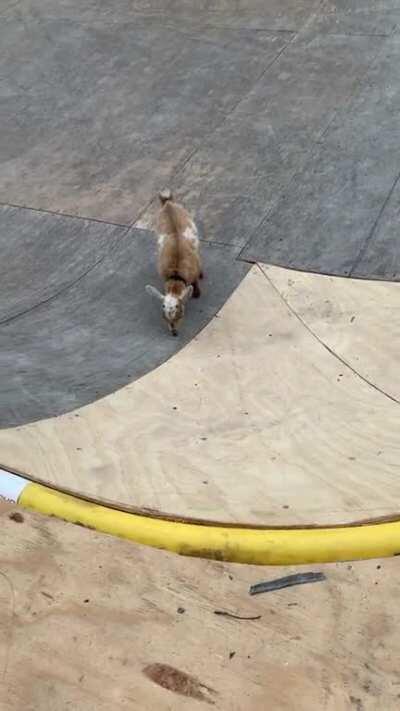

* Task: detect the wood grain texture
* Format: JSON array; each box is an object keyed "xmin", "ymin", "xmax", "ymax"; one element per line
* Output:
[
  {"xmin": 1, "ymin": 507, "xmax": 400, "ymax": 711},
  {"xmin": 1, "ymin": 265, "xmax": 400, "ymax": 525},
  {"xmin": 262, "ymin": 263, "xmax": 400, "ymax": 402}
]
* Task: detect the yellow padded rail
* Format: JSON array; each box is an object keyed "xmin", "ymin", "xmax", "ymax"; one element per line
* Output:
[{"xmin": 19, "ymin": 481, "xmax": 400, "ymax": 566}]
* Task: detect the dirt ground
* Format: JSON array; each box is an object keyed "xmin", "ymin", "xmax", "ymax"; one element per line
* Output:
[{"xmin": 1, "ymin": 504, "xmax": 399, "ymax": 710}]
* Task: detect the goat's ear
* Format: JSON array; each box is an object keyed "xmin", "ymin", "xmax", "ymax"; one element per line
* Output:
[
  {"xmin": 182, "ymin": 285, "xmax": 193, "ymax": 303},
  {"xmin": 146, "ymin": 285, "xmax": 164, "ymax": 301}
]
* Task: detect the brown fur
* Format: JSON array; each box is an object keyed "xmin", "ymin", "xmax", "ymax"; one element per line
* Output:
[
  {"xmin": 146, "ymin": 191, "xmax": 203, "ymax": 336},
  {"xmin": 157, "ymin": 201, "xmax": 202, "ymax": 287}
]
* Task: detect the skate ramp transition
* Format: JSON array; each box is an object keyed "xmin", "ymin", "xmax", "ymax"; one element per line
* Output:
[
  {"xmin": 3, "ymin": 0, "xmax": 400, "ymax": 563},
  {"xmin": 2, "ymin": 264, "xmax": 400, "ymax": 538}
]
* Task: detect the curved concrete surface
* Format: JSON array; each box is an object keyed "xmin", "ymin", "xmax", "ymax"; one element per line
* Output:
[
  {"xmin": 3, "ymin": 1, "xmax": 400, "ymax": 277},
  {"xmin": 2, "ymin": 264, "xmax": 400, "ymax": 527},
  {"xmin": 0, "ymin": 205, "xmax": 248, "ymax": 427},
  {"xmin": 0, "ymin": 205, "xmax": 121, "ymax": 323}
]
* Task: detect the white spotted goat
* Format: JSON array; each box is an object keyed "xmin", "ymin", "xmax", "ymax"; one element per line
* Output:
[{"xmin": 146, "ymin": 190, "xmax": 203, "ymax": 336}]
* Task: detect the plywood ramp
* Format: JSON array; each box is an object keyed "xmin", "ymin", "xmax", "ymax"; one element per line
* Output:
[
  {"xmin": 263, "ymin": 264, "xmax": 400, "ymax": 402},
  {"xmin": 1, "ymin": 265, "xmax": 399, "ymax": 526},
  {"xmin": 1, "ymin": 506, "xmax": 399, "ymax": 711}
]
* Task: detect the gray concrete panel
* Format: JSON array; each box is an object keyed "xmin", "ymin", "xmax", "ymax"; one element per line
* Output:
[
  {"xmin": 243, "ymin": 32, "xmax": 400, "ymax": 278},
  {"xmin": 168, "ymin": 33, "xmax": 383, "ymax": 248},
  {"xmin": 0, "ymin": 205, "xmax": 122, "ymax": 322},
  {"xmin": 0, "ymin": 12, "xmax": 290, "ymax": 223},
  {"xmin": 0, "ymin": 208, "xmax": 248, "ymax": 427}
]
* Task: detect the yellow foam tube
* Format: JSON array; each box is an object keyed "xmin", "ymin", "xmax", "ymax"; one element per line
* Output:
[{"xmin": 19, "ymin": 481, "xmax": 400, "ymax": 566}]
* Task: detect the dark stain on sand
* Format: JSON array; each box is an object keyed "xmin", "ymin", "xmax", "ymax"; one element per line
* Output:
[{"xmin": 143, "ymin": 663, "xmax": 217, "ymax": 704}]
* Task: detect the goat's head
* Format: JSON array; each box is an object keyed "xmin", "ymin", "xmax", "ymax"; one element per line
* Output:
[{"xmin": 146, "ymin": 284, "xmax": 193, "ymax": 336}]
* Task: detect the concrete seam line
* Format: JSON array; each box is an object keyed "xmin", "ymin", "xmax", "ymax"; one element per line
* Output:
[{"xmin": 2, "ymin": 471, "xmax": 400, "ymax": 565}]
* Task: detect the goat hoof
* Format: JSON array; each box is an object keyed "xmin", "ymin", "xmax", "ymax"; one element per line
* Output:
[{"xmin": 172, "ymin": 330, "xmax": 178, "ymax": 337}]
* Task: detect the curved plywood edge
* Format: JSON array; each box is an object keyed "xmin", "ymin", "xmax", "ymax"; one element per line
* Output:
[
  {"xmin": 1, "ymin": 265, "xmax": 400, "ymax": 526},
  {"xmin": 261, "ymin": 263, "xmax": 400, "ymax": 402}
]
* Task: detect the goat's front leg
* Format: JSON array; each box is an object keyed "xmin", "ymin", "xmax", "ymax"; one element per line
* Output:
[{"xmin": 192, "ymin": 280, "xmax": 201, "ymax": 298}]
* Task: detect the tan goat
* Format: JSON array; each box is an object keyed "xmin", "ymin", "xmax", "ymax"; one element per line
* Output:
[{"xmin": 146, "ymin": 190, "xmax": 203, "ymax": 336}]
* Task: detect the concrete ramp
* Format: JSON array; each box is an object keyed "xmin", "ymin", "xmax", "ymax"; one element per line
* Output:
[{"xmin": 0, "ymin": 205, "xmax": 247, "ymax": 427}]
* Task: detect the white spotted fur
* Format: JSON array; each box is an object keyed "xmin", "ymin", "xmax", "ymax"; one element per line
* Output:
[
  {"xmin": 146, "ymin": 190, "xmax": 203, "ymax": 336},
  {"xmin": 182, "ymin": 223, "xmax": 199, "ymax": 246}
]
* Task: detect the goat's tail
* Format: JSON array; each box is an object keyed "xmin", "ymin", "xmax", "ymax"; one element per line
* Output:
[{"xmin": 159, "ymin": 188, "xmax": 173, "ymax": 205}]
